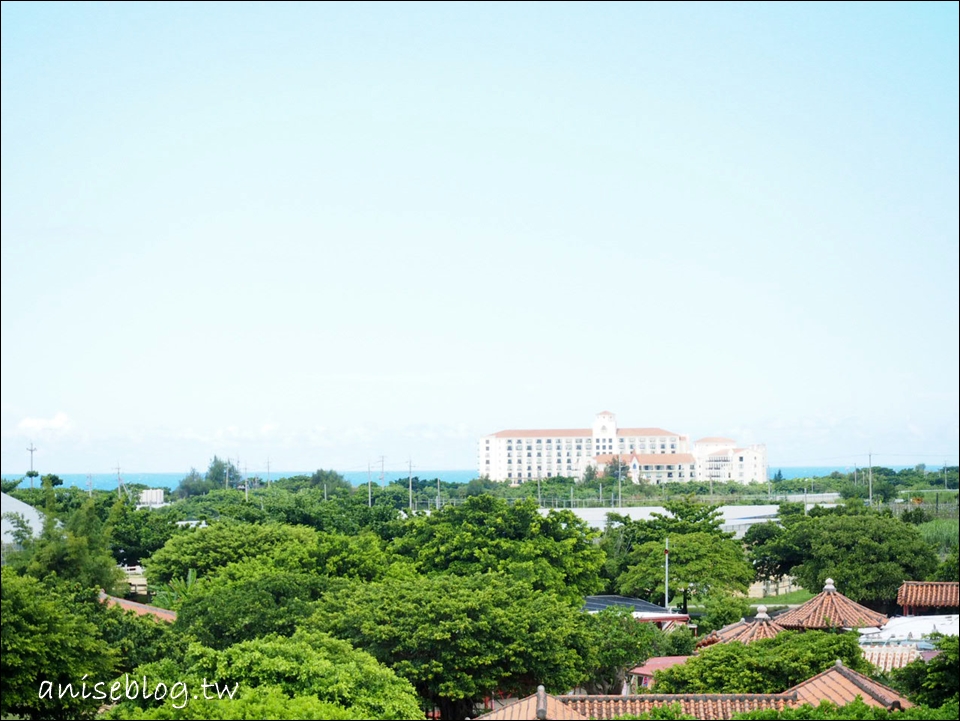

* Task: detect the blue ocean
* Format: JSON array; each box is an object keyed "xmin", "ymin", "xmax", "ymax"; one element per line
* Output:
[{"xmin": 3, "ymin": 465, "xmax": 926, "ymax": 492}]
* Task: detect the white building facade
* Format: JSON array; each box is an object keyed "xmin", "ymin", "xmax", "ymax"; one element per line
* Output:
[{"xmin": 479, "ymin": 411, "xmax": 767, "ymax": 485}]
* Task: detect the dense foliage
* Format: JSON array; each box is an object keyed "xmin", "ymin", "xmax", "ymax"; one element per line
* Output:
[
  {"xmin": 651, "ymin": 631, "xmax": 870, "ymax": 694},
  {"xmin": 2, "ymin": 460, "xmax": 955, "ymax": 720}
]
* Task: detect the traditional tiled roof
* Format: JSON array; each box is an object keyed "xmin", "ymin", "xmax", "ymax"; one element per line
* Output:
[
  {"xmin": 628, "ymin": 656, "xmax": 690, "ymax": 678},
  {"xmin": 774, "ymin": 579, "xmax": 887, "ymax": 630},
  {"xmin": 99, "ymin": 591, "xmax": 177, "ymax": 623},
  {"xmin": 786, "ymin": 660, "xmax": 913, "ymax": 709},
  {"xmin": 474, "ymin": 687, "xmax": 588, "ymax": 720},
  {"xmin": 696, "ymin": 606, "xmax": 787, "ymax": 649},
  {"xmin": 861, "ymin": 646, "xmax": 921, "ymax": 673},
  {"xmin": 475, "ymin": 661, "xmax": 912, "ymax": 721},
  {"xmin": 558, "ymin": 693, "xmax": 796, "ymax": 720},
  {"xmin": 897, "ymin": 581, "xmax": 959, "ymax": 609}
]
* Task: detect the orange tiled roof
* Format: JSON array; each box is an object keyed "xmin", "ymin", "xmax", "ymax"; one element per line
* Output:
[
  {"xmin": 696, "ymin": 606, "xmax": 786, "ymax": 649},
  {"xmin": 629, "ymin": 655, "xmax": 691, "ymax": 677},
  {"xmin": 786, "ymin": 660, "xmax": 913, "ymax": 709},
  {"xmin": 897, "ymin": 581, "xmax": 959, "ymax": 609},
  {"xmin": 774, "ymin": 579, "xmax": 887, "ymax": 630},
  {"xmin": 696, "ymin": 437, "xmax": 736, "ymax": 444},
  {"xmin": 474, "ymin": 687, "xmax": 588, "ymax": 720},
  {"xmin": 99, "ymin": 591, "xmax": 177, "ymax": 623},
  {"xmin": 558, "ymin": 694, "xmax": 796, "ymax": 720},
  {"xmin": 861, "ymin": 646, "xmax": 921, "ymax": 673}
]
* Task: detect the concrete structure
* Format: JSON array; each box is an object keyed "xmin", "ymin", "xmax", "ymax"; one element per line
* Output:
[{"xmin": 479, "ymin": 411, "xmax": 766, "ymax": 484}]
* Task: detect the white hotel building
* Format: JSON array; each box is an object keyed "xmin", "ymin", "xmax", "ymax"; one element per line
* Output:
[{"xmin": 479, "ymin": 411, "xmax": 767, "ymax": 485}]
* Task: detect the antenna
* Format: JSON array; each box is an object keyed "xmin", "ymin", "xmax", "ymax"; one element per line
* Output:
[
  {"xmin": 266, "ymin": 458, "xmax": 271, "ymax": 487},
  {"xmin": 86, "ymin": 473, "xmax": 93, "ymax": 497},
  {"xmin": 379, "ymin": 455, "xmax": 385, "ymax": 488}
]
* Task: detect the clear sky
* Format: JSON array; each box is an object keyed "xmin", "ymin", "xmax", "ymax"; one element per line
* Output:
[{"xmin": 2, "ymin": 2, "xmax": 958, "ymax": 476}]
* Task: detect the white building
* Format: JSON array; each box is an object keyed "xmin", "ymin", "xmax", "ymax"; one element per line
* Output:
[{"xmin": 479, "ymin": 411, "xmax": 767, "ymax": 485}]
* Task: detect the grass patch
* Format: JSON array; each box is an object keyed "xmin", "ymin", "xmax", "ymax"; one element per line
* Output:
[
  {"xmin": 757, "ymin": 588, "xmax": 814, "ymax": 605},
  {"xmin": 918, "ymin": 518, "xmax": 959, "ymax": 554}
]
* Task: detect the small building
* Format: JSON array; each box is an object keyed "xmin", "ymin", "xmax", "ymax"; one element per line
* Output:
[
  {"xmin": 774, "ymin": 579, "xmax": 887, "ymax": 631},
  {"xmin": 696, "ymin": 605, "xmax": 786, "ymax": 650}
]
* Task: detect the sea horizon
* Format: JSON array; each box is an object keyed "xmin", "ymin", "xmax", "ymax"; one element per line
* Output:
[{"xmin": 0, "ymin": 464, "xmax": 945, "ymax": 492}]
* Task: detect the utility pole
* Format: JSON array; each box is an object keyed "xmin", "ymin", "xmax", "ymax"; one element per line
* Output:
[
  {"xmin": 379, "ymin": 456, "xmax": 385, "ymax": 490},
  {"xmin": 664, "ymin": 537, "xmax": 670, "ymax": 610},
  {"xmin": 266, "ymin": 458, "xmax": 271, "ymax": 487},
  {"xmin": 367, "ymin": 463, "xmax": 372, "ymax": 507},
  {"xmin": 27, "ymin": 442, "xmax": 37, "ymax": 488},
  {"xmin": 408, "ymin": 459, "xmax": 413, "ymax": 513},
  {"xmin": 868, "ymin": 452, "xmax": 873, "ymax": 505},
  {"xmin": 115, "ymin": 464, "xmax": 124, "ymax": 499},
  {"xmin": 243, "ymin": 463, "xmax": 249, "ymax": 502},
  {"xmin": 437, "ymin": 477, "xmax": 441, "ymax": 510}
]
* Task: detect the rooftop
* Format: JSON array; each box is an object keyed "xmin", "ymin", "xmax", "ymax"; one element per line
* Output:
[
  {"xmin": 786, "ymin": 660, "xmax": 912, "ymax": 710},
  {"xmin": 774, "ymin": 579, "xmax": 888, "ymax": 630},
  {"xmin": 696, "ymin": 606, "xmax": 787, "ymax": 649},
  {"xmin": 897, "ymin": 581, "xmax": 959, "ymax": 610}
]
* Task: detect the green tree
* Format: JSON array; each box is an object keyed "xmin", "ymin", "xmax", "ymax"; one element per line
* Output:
[
  {"xmin": 390, "ymin": 495, "xmax": 605, "ymax": 603},
  {"xmin": 145, "ymin": 521, "xmax": 320, "ymax": 583},
  {"xmin": 312, "ymin": 573, "xmax": 587, "ymax": 719},
  {"xmin": 602, "ymin": 499, "xmax": 731, "ymax": 587},
  {"xmin": 770, "ymin": 513, "xmax": 938, "ymax": 607},
  {"xmin": 579, "ymin": 607, "xmax": 676, "ymax": 694},
  {"xmin": 1, "ymin": 568, "xmax": 117, "ymax": 720},
  {"xmin": 107, "ymin": 630, "xmax": 424, "ymax": 720},
  {"xmin": 107, "ymin": 499, "xmax": 181, "ymax": 566},
  {"xmin": 10, "ymin": 497, "xmax": 124, "ymax": 593},
  {"xmin": 618, "ymin": 532, "xmax": 754, "ymax": 607},
  {"xmin": 175, "ymin": 561, "xmax": 328, "ymax": 649},
  {"xmin": 893, "ymin": 635, "xmax": 959, "ymax": 708},
  {"xmin": 653, "ymin": 630, "xmax": 869, "ymax": 694}
]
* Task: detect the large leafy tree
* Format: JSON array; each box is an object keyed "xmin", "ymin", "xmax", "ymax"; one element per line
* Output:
[
  {"xmin": 175, "ymin": 560, "xmax": 329, "ymax": 649},
  {"xmin": 653, "ymin": 630, "xmax": 869, "ymax": 694},
  {"xmin": 579, "ymin": 607, "xmax": 683, "ymax": 694},
  {"xmin": 311, "ymin": 572, "xmax": 588, "ymax": 719},
  {"xmin": 8, "ymin": 497, "xmax": 124, "ymax": 593},
  {"xmin": 106, "ymin": 630, "xmax": 424, "ymax": 720},
  {"xmin": 618, "ymin": 531, "xmax": 754, "ymax": 606},
  {"xmin": 602, "ymin": 499, "xmax": 731, "ymax": 585},
  {"xmin": 758, "ymin": 512, "xmax": 938, "ymax": 607},
  {"xmin": 145, "ymin": 521, "xmax": 320, "ymax": 582},
  {"xmin": 390, "ymin": 495, "xmax": 605, "ymax": 603},
  {"xmin": 1, "ymin": 569, "xmax": 117, "ymax": 720}
]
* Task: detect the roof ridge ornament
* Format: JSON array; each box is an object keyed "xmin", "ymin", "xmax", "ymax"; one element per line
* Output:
[{"xmin": 824, "ymin": 578, "xmax": 836, "ymax": 592}]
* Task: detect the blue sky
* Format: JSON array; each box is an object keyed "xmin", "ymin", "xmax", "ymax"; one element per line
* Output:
[{"xmin": 2, "ymin": 2, "xmax": 957, "ymax": 475}]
